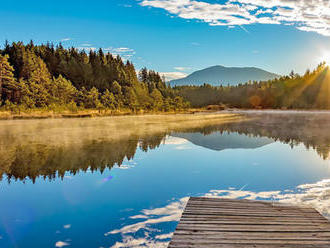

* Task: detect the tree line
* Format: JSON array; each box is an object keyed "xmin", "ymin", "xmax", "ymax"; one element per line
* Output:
[
  {"xmin": 0, "ymin": 41, "xmax": 189, "ymax": 113},
  {"xmin": 175, "ymin": 62, "xmax": 330, "ymax": 109}
]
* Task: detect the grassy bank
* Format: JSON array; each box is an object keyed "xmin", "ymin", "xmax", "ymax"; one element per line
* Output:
[{"xmin": 0, "ymin": 108, "xmax": 211, "ymax": 120}]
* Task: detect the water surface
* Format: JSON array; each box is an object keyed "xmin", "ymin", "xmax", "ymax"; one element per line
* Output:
[{"xmin": 1, "ymin": 112, "xmax": 330, "ymax": 247}]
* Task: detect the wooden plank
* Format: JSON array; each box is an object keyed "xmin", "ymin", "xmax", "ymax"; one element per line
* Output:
[
  {"xmin": 168, "ymin": 243, "xmax": 330, "ymax": 248},
  {"xmin": 183, "ymin": 205, "xmax": 320, "ymax": 213},
  {"xmin": 173, "ymin": 230, "xmax": 330, "ymax": 238},
  {"xmin": 175, "ymin": 224, "xmax": 330, "ymax": 232},
  {"xmin": 181, "ymin": 211, "xmax": 323, "ymax": 218},
  {"xmin": 180, "ymin": 215, "xmax": 328, "ymax": 221},
  {"xmin": 170, "ymin": 238, "xmax": 330, "ymax": 244},
  {"xmin": 168, "ymin": 197, "xmax": 330, "ymax": 248}
]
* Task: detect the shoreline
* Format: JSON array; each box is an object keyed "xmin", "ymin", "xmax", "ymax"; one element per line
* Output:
[
  {"xmin": 0, "ymin": 108, "xmax": 211, "ymax": 120},
  {"xmin": 2, "ymin": 108, "xmax": 330, "ymax": 121},
  {"xmin": 223, "ymin": 109, "xmax": 330, "ymax": 114}
]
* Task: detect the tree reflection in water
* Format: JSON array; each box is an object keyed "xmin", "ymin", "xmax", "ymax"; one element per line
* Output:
[{"xmin": 1, "ymin": 112, "xmax": 330, "ymax": 182}]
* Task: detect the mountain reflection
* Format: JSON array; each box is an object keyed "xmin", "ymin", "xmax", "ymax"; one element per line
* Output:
[
  {"xmin": 219, "ymin": 111, "xmax": 330, "ymax": 160},
  {"xmin": 171, "ymin": 132, "xmax": 274, "ymax": 151},
  {"xmin": 1, "ymin": 112, "xmax": 330, "ymax": 182}
]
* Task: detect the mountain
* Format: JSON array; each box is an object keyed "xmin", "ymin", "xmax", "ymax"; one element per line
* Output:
[
  {"xmin": 171, "ymin": 132, "xmax": 274, "ymax": 151},
  {"xmin": 170, "ymin": 65, "xmax": 279, "ymax": 86}
]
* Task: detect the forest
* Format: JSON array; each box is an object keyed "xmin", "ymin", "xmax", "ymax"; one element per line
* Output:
[
  {"xmin": 0, "ymin": 41, "xmax": 188, "ymax": 114},
  {"xmin": 1, "ymin": 41, "xmax": 330, "ymax": 114},
  {"xmin": 175, "ymin": 62, "xmax": 330, "ymax": 109}
]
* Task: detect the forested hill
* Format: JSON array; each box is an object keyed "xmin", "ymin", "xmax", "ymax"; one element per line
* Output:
[
  {"xmin": 170, "ymin": 65, "xmax": 279, "ymax": 86},
  {"xmin": 176, "ymin": 62, "xmax": 330, "ymax": 109},
  {"xmin": 0, "ymin": 41, "xmax": 188, "ymax": 112}
]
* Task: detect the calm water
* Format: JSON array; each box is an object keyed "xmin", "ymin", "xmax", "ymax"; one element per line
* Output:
[{"xmin": 1, "ymin": 112, "xmax": 330, "ymax": 248}]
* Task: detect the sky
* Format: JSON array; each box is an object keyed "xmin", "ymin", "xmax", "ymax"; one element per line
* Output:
[{"xmin": 1, "ymin": 0, "xmax": 330, "ymax": 80}]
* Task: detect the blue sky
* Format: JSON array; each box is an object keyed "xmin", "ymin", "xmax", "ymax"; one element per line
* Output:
[{"xmin": 1, "ymin": 0, "xmax": 330, "ymax": 80}]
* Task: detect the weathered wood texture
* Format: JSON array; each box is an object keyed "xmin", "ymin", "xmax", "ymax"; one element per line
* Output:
[{"xmin": 168, "ymin": 197, "xmax": 330, "ymax": 248}]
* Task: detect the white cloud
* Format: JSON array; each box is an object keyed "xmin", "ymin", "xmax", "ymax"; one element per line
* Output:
[
  {"xmin": 76, "ymin": 45, "xmax": 136, "ymax": 60},
  {"xmin": 160, "ymin": 72, "xmax": 187, "ymax": 81},
  {"xmin": 155, "ymin": 233, "xmax": 173, "ymax": 240},
  {"xmin": 80, "ymin": 43, "xmax": 92, "ymax": 47},
  {"xmin": 55, "ymin": 241, "xmax": 70, "ymax": 247},
  {"xmin": 174, "ymin": 66, "xmax": 191, "ymax": 71},
  {"xmin": 120, "ymin": 4, "xmax": 133, "ymax": 8},
  {"xmin": 114, "ymin": 160, "xmax": 137, "ymax": 170},
  {"xmin": 63, "ymin": 224, "xmax": 71, "ymax": 229},
  {"xmin": 205, "ymin": 179, "xmax": 330, "ymax": 219},
  {"xmin": 111, "ymin": 236, "xmax": 169, "ymax": 248},
  {"xmin": 106, "ymin": 197, "xmax": 188, "ymax": 236},
  {"xmin": 164, "ymin": 136, "xmax": 188, "ymax": 145},
  {"xmin": 60, "ymin": 38, "xmax": 72, "ymax": 42},
  {"xmin": 106, "ymin": 197, "xmax": 187, "ymax": 248},
  {"xmin": 76, "ymin": 46, "xmax": 97, "ymax": 52},
  {"xmin": 140, "ymin": 0, "xmax": 330, "ymax": 36},
  {"xmin": 105, "ymin": 178, "xmax": 330, "ymax": 247},
  {"xmin": 103, "ymin": 47, "xmax": 136, "ymax": 60},
  {"xmin": 105, "ymin": 47, "xmax": 135, "ymax": 53}
]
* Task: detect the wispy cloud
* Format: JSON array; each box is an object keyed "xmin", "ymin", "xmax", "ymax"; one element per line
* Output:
[
  {"xmin": 205, "ymin": 179, "xmax": 330, "ymax": 219},
  {"xmin": 63, "ymin": 224, "xmax": 71, "ymax": 229},
  {"xmin": 239, "ymin": 25, "xmax": 250, "ymax": 33},
  {"xmin": 105, "ymin": 178, "xmax": 330, "ymax": 248},
  {"xmin": 76, "ymin": 45, "xmax": 136, "ymax": 60},
  {"xmin": 164, "ymin": 136, "xmax": 188, "ymax": 145},
  {"xmin": 160, "ymin": 72, "xmax": 187, "ymax": 81},
  {"xmin": 104, "ymin": 47, "xmax": 136, "ymax": 60},
  {"xmin": 174, "ymin": 66, "xmax": 191, "ymax": 71},
  {"xmin": 60, "ymin": 38, "xmax": 72, "ymax": 42},
  {"xmin": 118, "ymin": 3, "xmax": 133, "ymax": 8},
  {"xmin": 106, "ymin": 197, "xmax": 188, "ymax": 248},
  {"xmin": 76, "ymin": 46, "xmax": 97, "ymax": 52},
  {"xmin": 140, "ymin": 0, "xmax": 330, "ymax": 36},
  {"xmin": 80, "ymin": 43, "xmax": 92, "ymax": 47}
]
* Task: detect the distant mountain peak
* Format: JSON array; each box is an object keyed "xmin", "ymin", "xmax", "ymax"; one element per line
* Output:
[{"xmin": 170, "ymin": 65, "xmax": 279, "ymax": 86}]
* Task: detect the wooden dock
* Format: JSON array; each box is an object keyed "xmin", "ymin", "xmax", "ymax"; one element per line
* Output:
[{"xmin": 168, "ymin": 197, "xmax": 330, "ymax": 248}]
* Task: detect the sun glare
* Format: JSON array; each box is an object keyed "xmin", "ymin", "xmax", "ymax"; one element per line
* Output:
[{"xmin": 321, "ymin": 51, "xmax": 330, "ymax": 65}]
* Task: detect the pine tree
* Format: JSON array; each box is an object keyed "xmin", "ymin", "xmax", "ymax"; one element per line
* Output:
[
  {"xmin": 101, "ymin": 89, "xmax": 116, "ymax": 109},
  {"xmin": 0, "ymin": 41, "xmax": 189, "ymax": 111},
  {"xmin": 139, "ymin": 68, "xmax": 148, "ymax": 83},
  {"xmin": 85, "ymin": 87, "xmax": 101, "ymax": 108},
  {"xmin": 150, "ymin": 88, "xmax": 163, "ymax": 110},
  {"xmin": 50, "ymin": 75, "xmax": 77, "ymax": 104},
  {"xmin": 0, "ymin": 54, "xmax": 17, "ymax": 102},
  {"xmin": 111, "ymin": 81, "xmax": 122, "ymax": 95},
  {"xmin": 123, "ymin": 87, "xmax": 139, "ymax": 111}
]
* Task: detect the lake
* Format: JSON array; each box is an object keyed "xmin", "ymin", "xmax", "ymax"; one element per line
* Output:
[{"xmin": 0, "ymin": 112, "xmax": 330, "ymax": 248}]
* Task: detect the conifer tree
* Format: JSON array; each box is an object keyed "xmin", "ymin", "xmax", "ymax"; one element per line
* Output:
[
  {"xmin": 0, "ymin": 54, "xmax": 17, "ymax": 102},
  {"xmin": 150, "ymin": 88, "xmax": 163, "ymax": 110},
  {"xmin": 101, "ymin": 89, "xmax": 116, "ymax": 109},
  {"xmin": 51, "ymin": 75, "xmax": 77, "ymax": 104},
  {"xmin": 0, "ymin": 41, "xmax": 189, "ymax": 111}
]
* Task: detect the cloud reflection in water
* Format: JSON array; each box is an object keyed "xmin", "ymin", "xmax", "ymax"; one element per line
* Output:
[{"xmin": 107, "ymin": 179, "xmax": 330, "ymax": 247}]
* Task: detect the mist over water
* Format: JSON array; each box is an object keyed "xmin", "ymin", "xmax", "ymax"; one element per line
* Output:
[{"xmin": 1, "ymin": 112, "xmax": 330, "ymax": 247}]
